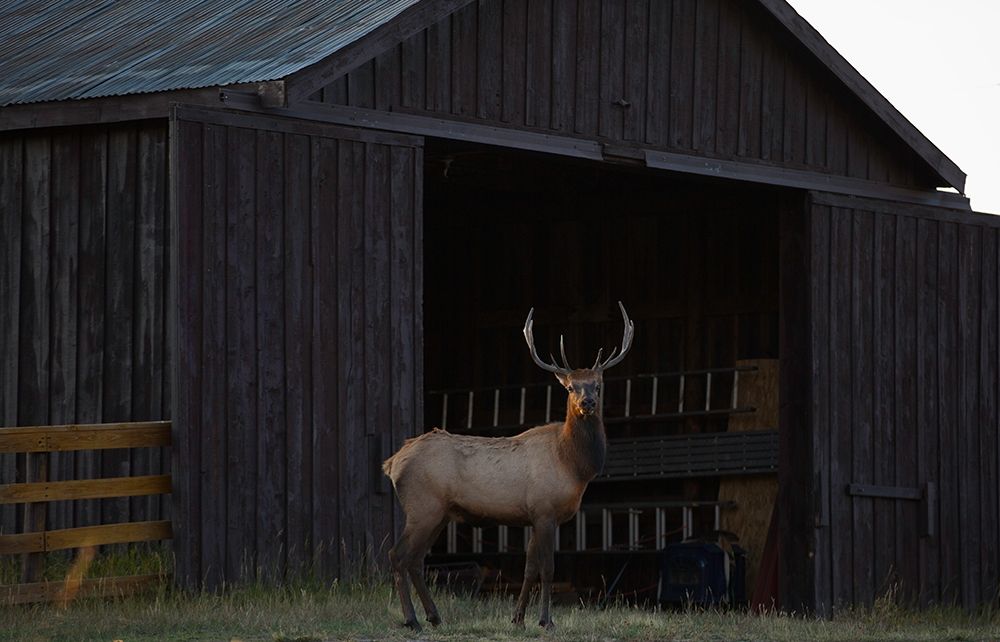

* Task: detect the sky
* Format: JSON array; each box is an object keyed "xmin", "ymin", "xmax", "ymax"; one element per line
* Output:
[{"xmin": 787, "ymin": 0, "xmax": 1000, "ymax": 214}]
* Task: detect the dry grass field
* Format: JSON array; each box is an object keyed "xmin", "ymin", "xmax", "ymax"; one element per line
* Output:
[{"xmin": 3, "ymin": 570, "xmax": 1000, "ymax": 642}]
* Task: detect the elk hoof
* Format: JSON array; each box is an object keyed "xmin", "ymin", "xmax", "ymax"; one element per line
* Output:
[
  {"xmin": 539, "ymin": 619, "xmax": 555, "ymax": 630},
  {"xmin": 403, "ymin": 618, "xmax": 422, "ymax": 632},
  {"xmin": 427, "ymin": 613, "xmax": 442, "ymax": 627}
]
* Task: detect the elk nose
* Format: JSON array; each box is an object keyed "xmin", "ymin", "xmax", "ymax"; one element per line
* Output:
[{"xmin": 581, "ymin": 398, "xmax": 597, "ymax": 413}]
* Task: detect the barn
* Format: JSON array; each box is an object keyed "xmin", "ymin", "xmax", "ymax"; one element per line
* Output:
[{"xmin": 1, "ymin": 0, "xmax": 997, "ymax": 615}]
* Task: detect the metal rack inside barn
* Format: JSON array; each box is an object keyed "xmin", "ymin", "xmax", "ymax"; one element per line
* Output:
[{"xmin": 1, "ymin": 0, "xmax": 998, "ymax": 615}]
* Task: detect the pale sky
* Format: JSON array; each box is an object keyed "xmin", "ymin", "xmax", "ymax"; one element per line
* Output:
[{"xmin": 787, "ymin": 0, "xmax": 1000, "ymax": 214}]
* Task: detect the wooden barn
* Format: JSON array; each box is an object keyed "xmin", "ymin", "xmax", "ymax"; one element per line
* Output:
[{"xmin": 1, "ymin": 0, "xmax": 998, "ymax": 615}]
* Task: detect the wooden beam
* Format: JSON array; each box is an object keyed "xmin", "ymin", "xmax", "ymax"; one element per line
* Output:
[
  {"xmin": 0, "ymin": 520, "xmax": 172, "ymax": 555},
  {"xmin": 645, "ymin": 150, "xmax": 971, "ymax": 210},
  {"xmin": 756, "ymin": 0, "xmax": 966, "ymax": 193},
  {"xmin": 0, "ymin": 421, "xmax": 171, "ymax": 454},
  {"xmin": 0, "ymin": 88, "xmax": 222, "ymax": 132},
  {"xmin": 283, "ymin": 0, "xmax": 478, "ymax": 105},
  {"xmin": 810, "ymin": 190, "xmax": 1000, "ymax": 227},
  {"xmin": 0, "ymin": 474, "xmax": 171, "ymax": 504}
]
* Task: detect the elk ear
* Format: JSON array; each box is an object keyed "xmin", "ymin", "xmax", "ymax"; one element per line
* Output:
[{"xmin": 555, "ymin": 372, "xmax": 570, "ymax": 388}]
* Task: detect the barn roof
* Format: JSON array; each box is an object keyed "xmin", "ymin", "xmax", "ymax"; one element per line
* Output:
[
  {"xmin": 0, "ymin": 0, "xmax": 965, "ymax": 191},
  {"xmin": 0, "ymin": 0, "xmax": 422, "ymax": 106}
]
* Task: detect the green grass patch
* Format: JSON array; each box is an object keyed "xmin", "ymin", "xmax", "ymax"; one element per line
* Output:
[{"xmin": 3, "ymin": 574, "xmax": 1000, "ymax": 642}]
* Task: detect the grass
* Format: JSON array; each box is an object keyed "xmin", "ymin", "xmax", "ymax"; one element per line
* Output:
[
  {"xmin": 3, "ymin": 570, "xmax": 1000, "ymax": 642},
  {"xmin": 3, "ymin": 550, "xmax": 1000, "ymax": 641}
]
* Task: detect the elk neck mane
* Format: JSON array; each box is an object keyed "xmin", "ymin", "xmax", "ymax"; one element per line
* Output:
[{"xmin": 557, "ymin": 412, "xmax": 607, "ymax": 482}]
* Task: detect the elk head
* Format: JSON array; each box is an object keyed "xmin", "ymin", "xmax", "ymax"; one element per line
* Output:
[{"xmin": 522, "ymin": 302, "xmax": 634, "ymax": 418}]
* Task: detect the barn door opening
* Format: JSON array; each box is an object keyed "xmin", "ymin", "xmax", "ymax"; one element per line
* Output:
[{"xmin": 169, "ymin": 105, "xmax": 423, "ymax": 589}]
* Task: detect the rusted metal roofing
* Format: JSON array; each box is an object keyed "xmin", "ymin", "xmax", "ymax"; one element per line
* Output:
[{"xmin": 0, "ymin": 0, "xmax": 421, "ymax": 106}]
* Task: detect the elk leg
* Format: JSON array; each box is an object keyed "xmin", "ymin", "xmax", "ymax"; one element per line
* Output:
[
  {"xmin": 408, "ymin": 520, "xmax": 448, "ymax": 626},
  {"xmin": 512, "ymin": 529, "xmax": 541, "ymax": 625},
  {"xmin": 534, "ymin": 520, "xmax": 557, "ymax": 630},
  {"xmin": 388, "ymin": 537, "xmax": 420, "ymax": 631}
]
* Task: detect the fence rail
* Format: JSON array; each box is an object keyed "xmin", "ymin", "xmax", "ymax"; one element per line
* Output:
[{"xmin": 0, "ymin": 421, "xmax": 172, "ymax": 604}]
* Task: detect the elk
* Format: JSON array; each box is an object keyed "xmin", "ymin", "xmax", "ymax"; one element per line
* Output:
[{"xmin": 382, "ymin": 302, "xmax": 634, "ymax": 631}]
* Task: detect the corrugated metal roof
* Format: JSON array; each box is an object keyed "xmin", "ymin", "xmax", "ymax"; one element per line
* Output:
[{"xmin": 0, "ymin": 0, "xmax": 421, "ymax": 106}]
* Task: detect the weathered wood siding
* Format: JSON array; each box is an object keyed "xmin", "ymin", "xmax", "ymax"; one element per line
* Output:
[
  {"xmin": 0, "ymin": 122, "xmax": 171, "ymax": 537},
  {"xmin": 798, "ymin": 194, "xmax": 1000, "ymax": 612},
  {"xmin": 170, "ymin": 106, "xmax": 423, "ymax": 587},
  {"xmin": 315, "ymin": 0, "xmax": 933, "ymax": 189}
]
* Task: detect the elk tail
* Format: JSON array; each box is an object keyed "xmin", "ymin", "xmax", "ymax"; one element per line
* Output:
[{"xmin": 381, "ymin": 453, "xmax": 396, "ymax": 478}]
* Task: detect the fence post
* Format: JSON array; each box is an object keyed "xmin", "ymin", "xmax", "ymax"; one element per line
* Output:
[{"xmin": 20, "ymin": 451, "xmax": 49, "ymax": 583}]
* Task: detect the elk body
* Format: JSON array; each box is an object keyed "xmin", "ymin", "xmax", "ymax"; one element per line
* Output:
[{"xmin": 382, "ymin": 303, "xmax": 634, "ymax": 630}]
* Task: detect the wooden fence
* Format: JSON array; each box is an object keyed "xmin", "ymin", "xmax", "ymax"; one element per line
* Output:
[{"xmin": 0, "ymin": 421, "xmax": 172, "ymax": 604}]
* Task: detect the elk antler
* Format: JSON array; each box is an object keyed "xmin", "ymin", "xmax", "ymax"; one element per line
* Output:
[
  {"xmin": 593, "ymin": 301, "xmax": 634, "ymax": 371},
  {"xmin": 523, "ymin": 308, "xmax": 573, "ymax": 375}
]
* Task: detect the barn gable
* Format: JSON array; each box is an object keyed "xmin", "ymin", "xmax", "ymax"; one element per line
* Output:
[
  {"xmin": 0, "ymin": 0, "xmax": 966, "ymax": 197},
  {"xmin": 308, "ymin": 0, "xmax": 962, "ymax": 193}
]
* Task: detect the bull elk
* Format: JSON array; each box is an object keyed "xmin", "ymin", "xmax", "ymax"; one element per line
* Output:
[{"xmin": 382, "ymin": 302, "xmax": 634, "ymax": 630}]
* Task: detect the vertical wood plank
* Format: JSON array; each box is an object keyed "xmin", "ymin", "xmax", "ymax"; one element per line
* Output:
[
  {"xmin": 829, "ymin": 207, "xmax": 854, "ymax": 608},
  {"xmin": 338, "ymin": 140, "xmax": 367, "ymax": 571},
  {"xmin": 501, "ymin": 0, "xmax": 526, "ymax": 125},
  {"xmin": 255, "ymin": 130, "xmax": 288, "ymax": 580},
  {"xmin": 668, "ymin": 0, "xmax": 694, "ymax": 150},
  {"xmin": 810, "ymin": 203, "xmax": 832, "ymax": 614},
  {"xmin": 364, "ymin": 142, "xmax": 392, "ymax": 560},
  {"xmin": 644, "ymin": 0, "xmax": 671, "ymax": 147},
  {"xmin": 574, "ymin": 0, "xmax": 600, "ymax": 135},
  {"xmin": 226, "ymin": 125, "xmax": 259, "ymax": 580},
  {"xmin": 103, "ymin": 127, "xmax": 137, "ymax": 526},
  {"xmin": 400, "ymin": 30, "xmax": 427, "ymax": 110},
  {"xmin": 782, "ymin": 53, "xmax": 806, "ymax": 166},
  {"xmin": 598, "ymin": 0, "xmax": 625, "ymax": 140},
  {"xmin": 49, "ymin": 132, "xmax": 80, "ymax": 532},
  {"xmin": 390, "ymin": 146, "xmax": 418, "ymax": 542},
  {"xmin": 805, "ymin": 81, "xmax": 828, "ymax": 170},
  {"xmin": 916, "ymin": 218, "xmax": 940, "ymax": 605},
  {"xmin": 0, "ymin": 137, "xmax": 22, "ymax": 536},
  {"xmin": 737, "ymin": 10, "xmax": 762, "ymax": 159},
  {"xmin": 426, "ymin": 15, "xmax": 452, "ymax": 114},
  {"xmin": 550, "ymin": 0, "xmax": 577, "ymax": 132},
  {"xmin": 759, "ymin": 36, "xmax": 784, "ymax": 162},
  {"xmin": 894, "ymin": 214, "xmax": 920, "ymax": 602},
  {"xmin": 18, "ymin": 135, "xmax": 51, "ymax": 582},
  {"xmin": 311, "ymin": 136, "xmax": 340, "ymax": 577},
  {"xmin": 622, "ymin": 0, "xmax": 648, "ymax": 142},
  {"xmin": 283, "ymin": 133, "xmax": 312, "ymax": 575},
  {"xmin": 937, "ymin": 221, "xmax": 960, "ymax": 604},
  {"xmin": 134, "ymin": 125, "xmax": 168, "ymax": 525},
  {"xmin": 198, "ymin": 123, "xmax": 228, "ymax": 588},
  {"xmin": 958, "ymin": 224, "xmax": 982, "ymax": 608},
  {"xmin": 715, "ymin": 0, "xmax": 741, "ymax": 157},
  {"xmin": 851, "ymin": 209, "xmax": 875, "ymax": 607},
  {"xmin": 170, "ymin": 118, "xmax": 204, "ymax": 586},
  {"xmin": 872, "ymin": 212, "xmax": 896, "ymax": 596},
  {"xmin": 374, "ymin": 46, "xmax": 402, "ymax": 112},
  {"xmin": 451, "ymin": 2, "xmax": 478, "ymax": 117},
  {"xmin": 76, "ymin": 131, "xmax": 107, "ymax": 528},
  {"xmin": 691, "ymin": 0, "xmax": 719, "ymax": 153},
  {"xmin": 347, "ymin": 61, "xmax": 376, "ymax": 110},
  {"xmin": 477, "ymin": 0, "xmax": 503, "ymax": 122},
  {"xmin": 525, "ymin": 0, "xmax": 553, "ymax": 129},
  {"xmin": 980, "ymin": 228, "xmax": 999, "ymax": 601}
]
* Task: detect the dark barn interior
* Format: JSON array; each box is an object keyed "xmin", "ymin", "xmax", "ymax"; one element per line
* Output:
[{"xmin": 421, "ymin": 141, "xmax": 782, "ymax": 600}]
